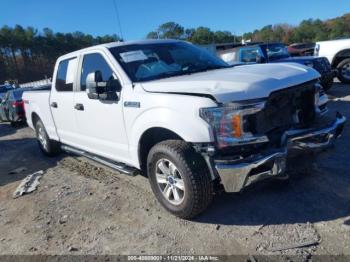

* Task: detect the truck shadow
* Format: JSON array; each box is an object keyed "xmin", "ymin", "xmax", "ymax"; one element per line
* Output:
[
  {"xmin": 0, "ymin": 123, "xmax": 17, "ymax": 137},
  {"xmin": 197, "ymin": 97, "xmax": 350, "ymax": 226},
  {"xmin": 0, "ymin": 122, "xmax": 28, "ymax": 138},
  {"xmin": 0, "ymin": 137, "xmax": 63, "ymax": 187},
  {"xmin": 327, "ymin": 82, "xmax": 350, "ymax": 99}
]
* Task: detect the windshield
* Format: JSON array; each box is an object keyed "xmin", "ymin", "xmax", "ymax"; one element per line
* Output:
[
  {"xmin": 109, "ymin": 41, "xmax": 230, "ymax": 82},
  {"xmin": 261, "ymin": 44, "xmax": 290, "ymax": 61}
]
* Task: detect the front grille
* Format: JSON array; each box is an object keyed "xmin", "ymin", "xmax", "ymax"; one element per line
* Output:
[{"xmin": 245, "ymin": 81, "xmax": 317, "ymax": 143}]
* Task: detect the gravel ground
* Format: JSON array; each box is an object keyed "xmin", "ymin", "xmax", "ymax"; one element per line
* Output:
[{"xmin": 0, "ymin": 83, "xmax": 349, "ymax": 260}]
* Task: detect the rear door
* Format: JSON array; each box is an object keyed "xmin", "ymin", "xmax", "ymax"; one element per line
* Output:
[
  {"xmin": 50, "ymin": 57, "xmax": 80, "ymax": 147},
  {"xmin": 73, "ymin": 51, "xmax": 129, "ymax": 163}
]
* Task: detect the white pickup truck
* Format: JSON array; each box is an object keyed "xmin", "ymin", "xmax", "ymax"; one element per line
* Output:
[
  {"xmin": 315, "ymin": 38, "xmax": 350, "ymax": 84},
  {"xmin": 23, "ymin": 40, "xmax": 346, "ymax": 218}
]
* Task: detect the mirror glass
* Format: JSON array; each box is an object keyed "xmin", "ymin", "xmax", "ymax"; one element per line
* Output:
[{"xmin": 86, "ymin": 71, "xmax": 121, "ymax": 101}]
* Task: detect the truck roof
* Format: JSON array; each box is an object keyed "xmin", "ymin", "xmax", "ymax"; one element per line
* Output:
[
  {"xmin": 316, "ymin": 38, "xmax": 350, "ymax": 44},
  {"xmin": 57, "ymin": 39, "xmax": 182, "ymax": 60}
]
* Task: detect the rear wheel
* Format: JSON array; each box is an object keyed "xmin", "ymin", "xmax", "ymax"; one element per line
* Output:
[
  {"xmin": 147, "ymin": 140, "xmax": 213, "ymax": 219},
  {"xmin": 337, "ymin": 58, "xmax": 350, "ymax": 84},
  {"xmin": 35, "ymin": 119, "xmax": 61, "ymax": 156}
]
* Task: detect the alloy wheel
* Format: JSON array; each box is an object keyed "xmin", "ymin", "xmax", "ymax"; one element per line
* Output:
[
  {"xmin": 155, "ymin": 158, "xmax": 185, "ymax": 205},
  {"xmin": 340, "ymin": 62, "xmax": 350, "ymax": 80},
  {"xmin": 37, "ymin": 127, "xmax": 48, "ymax": 150}
]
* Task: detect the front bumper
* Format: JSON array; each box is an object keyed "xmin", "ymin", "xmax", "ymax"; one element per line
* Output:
[{"xmin": 214, "ymin": 112, "xmax": 346, "ymax": 192}]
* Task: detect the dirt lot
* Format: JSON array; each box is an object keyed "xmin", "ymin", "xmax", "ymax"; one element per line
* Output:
[{"xmin": 0, "ymin": 83, "xmax": 350, "ymax": 259}]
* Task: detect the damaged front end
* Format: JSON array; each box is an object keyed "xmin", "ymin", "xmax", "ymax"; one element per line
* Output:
[{"xmin": 198, "ymin": 81, "xmax": 346, "ymax": 193}]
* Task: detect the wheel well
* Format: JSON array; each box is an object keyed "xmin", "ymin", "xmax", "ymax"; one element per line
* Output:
[
  {"xmin": 332, "ymin": 49, "xmax": 350, "ymax": 68},
  {"xmin": 31, "ymin": 113, "xmax": 40, "ymax": 127},
  {"xmin": 138, "ymin": 127, "xmax": 183, "ymax": 174}
]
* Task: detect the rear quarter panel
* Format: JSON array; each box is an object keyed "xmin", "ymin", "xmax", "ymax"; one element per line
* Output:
[{"xmin": 23, "ymin": 91, "xmax": 59, "ymax": 141}]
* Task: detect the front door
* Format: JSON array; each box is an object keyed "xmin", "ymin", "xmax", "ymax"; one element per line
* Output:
[{"xmin": 73, "ymin": 52, "xmax": 129, "ymax": 163}]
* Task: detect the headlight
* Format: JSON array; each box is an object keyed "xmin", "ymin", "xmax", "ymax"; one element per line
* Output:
[
  {"xmin": 200, "ymin": 100, "xmax": 267, "ymax": 148},
  {"xmin": 304, "ymin": 61, "xmax": 314, "ymax": 68}
]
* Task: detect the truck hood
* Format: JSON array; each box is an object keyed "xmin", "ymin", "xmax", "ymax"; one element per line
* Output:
[
  {"xmin": 141, "ymin": 63, "xmax": 320, "ymax": 103},
  {"xmin": 272, "ymin": 56, "xmax": 322, "ymax": 64}
]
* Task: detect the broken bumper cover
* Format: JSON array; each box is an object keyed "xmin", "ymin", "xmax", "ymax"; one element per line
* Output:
[{"xmin": 215, "ymin": 112, "xmax": 346, "ymax": 192}]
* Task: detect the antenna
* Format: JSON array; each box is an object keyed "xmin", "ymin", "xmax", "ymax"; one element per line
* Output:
[{"xmin": 113, "ymin": 0, "xmax": 124, "ymax": 40}]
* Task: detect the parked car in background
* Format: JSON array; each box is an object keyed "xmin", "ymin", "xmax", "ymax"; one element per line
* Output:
[
  {"xmin": 0, "ymin": 85, "xmax": 50, "ymax": 125},
  {"xmin": 23, "ymin": 40, "xmax": 346, "ymax": 218},
  {"xmin": 0, "ymin": 84, "xmax": 14, "ymax": 102},
  {"xmin": 218, "ymin": 42, "xmax": 336, "ymax": 90},
  {"xmin": 288, "ymin": 43, "xmax": 315, "ymax": 57},
  {"xmin": 315, "ymin": 38, "xmax": 350, "ymax": 84}
]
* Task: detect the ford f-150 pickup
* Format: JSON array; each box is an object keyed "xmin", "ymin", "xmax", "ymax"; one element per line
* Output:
[{"xmin": 23, "ymin": 39, "xmax": 346, "ymax": 219}]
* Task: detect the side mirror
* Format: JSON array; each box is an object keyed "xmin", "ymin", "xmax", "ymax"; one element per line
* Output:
[
  {"xmin": 86, "ymin": 71, "xmax": 121, "ymax": 100},
  {"xmin": 86, "ymin": 71, "xmax": 102, "ymax": 100}
]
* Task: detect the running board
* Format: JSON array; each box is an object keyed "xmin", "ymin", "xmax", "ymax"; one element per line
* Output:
[{"xmin": 61, "ymin": 145, "xmax": 139, "ymax": 176}]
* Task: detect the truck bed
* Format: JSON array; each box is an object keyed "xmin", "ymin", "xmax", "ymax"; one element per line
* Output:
[{"xmin": 23, "ymin": 90, "xmax": 59, "ymax": 141}]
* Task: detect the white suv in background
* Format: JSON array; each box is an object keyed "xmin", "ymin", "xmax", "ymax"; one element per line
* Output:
[{"xmin": 315, "ymin": 38, "xmax": 350, "ymax": 84}]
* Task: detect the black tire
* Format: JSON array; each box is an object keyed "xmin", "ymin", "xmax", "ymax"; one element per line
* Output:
[
  {"xmin": 35, "ymin": 119, "xmax": 61, "ymax": 157},
  {"xmin": 321, "ymin": 79, "xmax": 333, "ymax": 91},
  {"xmin": 337, "ymin": 58, "xmax": 350, "ymax": 84},
  {"xmin": 147, "ymin": 140, "xmax": 213, "ymax": 219}
]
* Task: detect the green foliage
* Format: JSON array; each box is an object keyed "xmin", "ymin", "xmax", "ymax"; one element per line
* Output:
[
  {"xmin": 147, "ymin": 13, "xmax": 350, "ymax": 45},
  {"xmin": 0, "ymin": 25, "xmax": 121, "ymax": 83},
  {"xmin": 147, "ymin": 23, "xmax": 239, "ymax": 45},
  {"xmin": 148, "ymin": 22, "xmax": 185, "ymax": 39},
  {"xmin": 246, "ymin": 14, "xmax": 350, "ymax": 43},
  {"xmin": 189, "ymin": 27, "xmax": 214, "ymax": 44}
]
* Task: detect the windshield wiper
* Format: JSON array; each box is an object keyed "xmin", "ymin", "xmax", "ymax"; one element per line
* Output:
[
  {"xmin": 138, "ymin": 65, "xmax": 233, "ymax": 82},
  {"xmin": 184, "ymin": 65, "xmax": 231, "ymax": 74},
  {"xmin": 139, "ymin": 71, "xmax": 186, "ymax": 81}
]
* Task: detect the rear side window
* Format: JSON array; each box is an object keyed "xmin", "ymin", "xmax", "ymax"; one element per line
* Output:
[
  {"xmin": 55, "ymin": 58, "xmax": 77, "ymax": 92},
  {"xmin": 80, "ymin": 53, "xmax": 115, "ymax": 91}
]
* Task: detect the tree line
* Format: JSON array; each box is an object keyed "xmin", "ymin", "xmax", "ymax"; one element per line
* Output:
[
  {"xmin": 147, "ymin": 13, "xmax": 350, "ymax": 44},
  {"xmin": 0, "ymin": 25, "xmax": 121, "ymax": 84},
  {"xmin": 1, "ymin": 13, "xmax": 349, "ymax": 84}
]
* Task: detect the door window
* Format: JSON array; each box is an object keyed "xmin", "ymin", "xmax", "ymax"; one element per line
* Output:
[
  {"xmin": 80, "ymin": 53, "xmax": 115, "ymax": 91},
  {"xmin": 56, "ymin": 58, "xmax": 77, "ymax": 92}
]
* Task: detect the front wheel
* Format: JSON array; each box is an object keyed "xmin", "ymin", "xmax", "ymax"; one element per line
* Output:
[
  {"xmin": 35, "ymin": 119, "xmax": 61, "ymax": 157},
  {"xmin": 147, "ymin": 140, "xmax": 213, "ymax": 219},
  {"xmin": 337, "ymin": 58, "xmax": 350, "ymax": 84}
]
